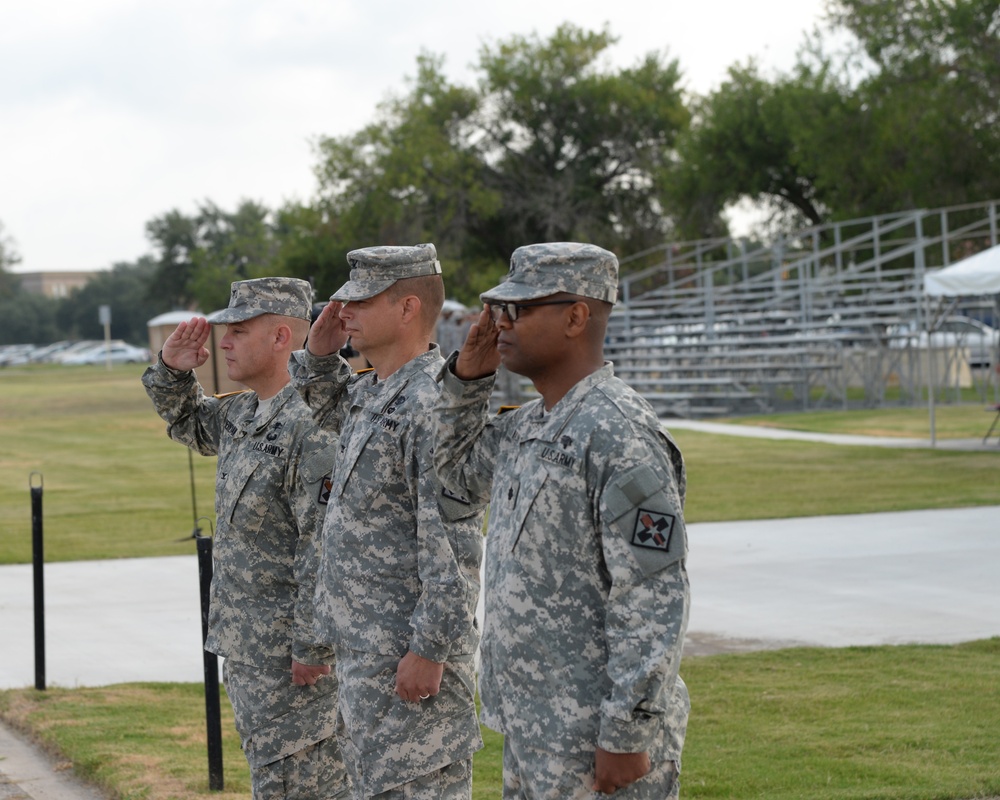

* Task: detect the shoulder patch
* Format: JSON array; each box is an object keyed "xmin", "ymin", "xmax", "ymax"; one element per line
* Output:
[
  {"xmin": 631, "ymin": 508, "xmax": 677, "ymax": 551},
  {"xmin": 497, "ymin": 405, "xmax": 521, "ymax": 415},
  {"xmin": 213, "ymin": 389, "xmax": 251, "ymax": 399},
  {"xmin": 604, "ymin": 464, "xmax": 686, "ymax": 576}
]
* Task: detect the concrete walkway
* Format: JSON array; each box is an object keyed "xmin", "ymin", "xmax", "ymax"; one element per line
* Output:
[
  {"xmin": 664, "ymin": 418, "xmax": 1000, "ymax": 450},
  {"xmin": 0, "ymin": 723, "xmax": 104, "ymax": 800},
  {"xmin": 3, "ymin": 505, "xmax": 998, "ymax": 690}
]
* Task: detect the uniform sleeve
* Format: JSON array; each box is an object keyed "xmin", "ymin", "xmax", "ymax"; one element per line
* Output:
[
  {"xmin": 286, "ymin": 423, "xmax": 338, "ymax": 665},
  {"xmin": 432, "ymin": 355, "xmax": 504, "ymax": 505},
  {"xmin": 141, "ymin": 355, "xmax": 226, "ymax": 456},
  {"xmin": 408, "ymin": 400, "xmax": 485, "ymax": 663},
  {"xmin": 595, "ymin": 427, "xmax": 690, "ymax": 754},
  {"xmin": 287, "ymin": 348, "xmax": 354, "ymax": 433}
]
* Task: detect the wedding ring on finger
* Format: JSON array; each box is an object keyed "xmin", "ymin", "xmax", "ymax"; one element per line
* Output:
[{"xmin": 419, "ymin": 693, "xmax": 430, "ymax": 700}]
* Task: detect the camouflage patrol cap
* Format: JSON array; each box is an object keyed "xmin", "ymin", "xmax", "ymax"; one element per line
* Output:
[
  {"xmin": 330, "ymin": 243, "xmax": 442, "ymax": 302},
  {"xmin": 480, "ymin": 242, "xmax": 619, "ymax": 304},
  {"xmin": 207, "ymin": 277, "xmax": 313, "ymax": 324}
]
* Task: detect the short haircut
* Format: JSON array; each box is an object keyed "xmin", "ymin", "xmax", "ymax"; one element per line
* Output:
[
  {"xmin": 286, "ymin": 316, "xmax": 312, "ymax": 349},
  {"xmin": 253, "ymin": 313, "xmax": 311, "ymax": 350},
  {"xmin": 386, "ymin": 274, "xmax": 445, "ymax": 332}
]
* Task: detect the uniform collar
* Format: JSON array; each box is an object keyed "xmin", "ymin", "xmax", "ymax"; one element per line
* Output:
[
  {"xmin": 357, "ymin": 345, "xmax": 443, "ymax": 398},
  {"xmin": 524, "ymin": 363, "xmax": 615, "ymax": 440},
  {"xmin": 246, "ymin": 382, "xmax": 295, "ymax": 433}
]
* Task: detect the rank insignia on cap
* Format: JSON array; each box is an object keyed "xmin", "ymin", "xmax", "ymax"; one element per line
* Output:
[{"xmin": 631, "ymin": 508, "xmax": 676, "ymax": 551}]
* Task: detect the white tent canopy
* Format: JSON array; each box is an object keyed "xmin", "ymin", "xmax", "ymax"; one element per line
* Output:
[
  {"xmin": 921, "ymin": 242, "xmax": 1000, "ymax": 447},
  {"xmin": 924, "ymin": 243, "xmax": 1000, "ymax": 296}
]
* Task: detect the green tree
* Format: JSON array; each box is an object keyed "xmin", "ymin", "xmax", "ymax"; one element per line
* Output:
[
  {"xmin": 312, "ymin": 24, "xmax": 689, "ymax": 299},
  {"xmin": 272, "ymin": 202, "xmax": 357, "ymax": 301},
  {"xmin": 667, "ymin": 0, "xmax": 1000, "ymax": 236},
  {"xmin": 666, "ymin": 60, "xmax": 854, "ymax": 237},
  {"xmin": 0, "ymin": 221, "xmax": 23, "ymax": 297},
  {"xmin": 145, "ymin": 200, "xmax": 290, "ymax": 312},
  {"xmin": 144, "ymin": 209, "xmax": 199, "ymax": 308},
  {"xmin": 56, "ymin": 258, "xmax": 172, "ymax": 344},
  {"xmin": 313, "ymin": 53, "xmax": 500, "ymax": 301},
  {"xmin": 473, "ymin": 24, "xmax": 688, "ymax": 255},
  {"xmin": 0, "ymin": 292, "xmax": 61, "ymax": 345},
  {"xmin": 827, "ymin": 0, "xmax": 1000, "ymax": 210}
]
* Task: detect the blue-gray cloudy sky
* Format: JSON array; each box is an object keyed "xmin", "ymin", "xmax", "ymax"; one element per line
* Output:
[{"xmin": 1, "ymin": 0, "xmax": 828, "ymax": 272}]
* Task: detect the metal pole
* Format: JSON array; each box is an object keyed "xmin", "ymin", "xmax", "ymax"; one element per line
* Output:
[
  {"xmin": 188, "ymin": 450, "xmax": 199, "ymax": 531},
  {"xmin": 925, "ymin": 295, "xmax": 938, "ymax": 447},
  {"xmin": 29, "ymin": 472, "xmax": 45, "ymax": 691},
  {"xmin": 195, "ymin": 526, "xmax": 224, "ymax": 790}
]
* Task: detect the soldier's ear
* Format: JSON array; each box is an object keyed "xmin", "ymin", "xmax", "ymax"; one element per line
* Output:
[
  {"xmin": 272, "ymin": 322, "xmax": 293, "ymax": 348},
  {"xmin": 399, "ymin": 294, "xmax": 422, "ymax": 324},
  {"xmin": 565, "ymin": 301, "xmax": 591, "ymax": 338}
]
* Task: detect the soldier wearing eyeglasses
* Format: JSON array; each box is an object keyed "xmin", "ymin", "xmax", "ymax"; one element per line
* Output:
[{"xmin": 434, "ymin": 242, "xmax": 691, "ymax": 799}]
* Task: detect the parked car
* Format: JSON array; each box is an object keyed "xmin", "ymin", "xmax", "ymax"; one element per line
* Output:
[
  {"xmin": 48, "ymin": 340, "xmax": 104, "ymax": 363},
  {"xmin": 0, "ymin": 344, "xmax": 39, "ymax": 366},
  {"xmin": 29, "ymin": 340, "xmax": 76, "ymax": 363},
  {"xmin": 60, "ymin": 341, "xmax": 152, "ymax": 365},
  {"xmin": 888, "ymin": 317, "xmax": 999, "ymax": 368}
]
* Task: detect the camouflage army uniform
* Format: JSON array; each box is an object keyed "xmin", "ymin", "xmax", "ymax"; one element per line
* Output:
[
  {"xmin": 289, "ymin": 345, "xmax": 485, "ymax": 799},
  {"xmin": 142, "ymin": 359, "xmax": 347, "ymax": 799},
  {"xmin": 435, "ymin": 359, "xmax": 691, "ymax": 799}
]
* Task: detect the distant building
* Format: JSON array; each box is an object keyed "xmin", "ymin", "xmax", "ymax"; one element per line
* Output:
[{"xmin": 17, "ymin": 270, "xmax": 101, "ymax": 299}]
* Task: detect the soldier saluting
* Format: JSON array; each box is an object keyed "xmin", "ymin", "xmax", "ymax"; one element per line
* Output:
[
  {"xmin": 434, "ymin": 243, "xmax": 691, "ymax": 799},
  {"xmin": 143, "ymin": 278, "xmax": 348, "ymax": 800}
]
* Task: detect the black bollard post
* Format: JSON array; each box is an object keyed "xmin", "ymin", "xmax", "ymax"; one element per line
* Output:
[
  {"xmin": 195, "ymin": 524, "xmax": 224, "ymax": 791},
  {"xmin": 29, "ymin": 472, "xmax": 45, "ymax": 691}
]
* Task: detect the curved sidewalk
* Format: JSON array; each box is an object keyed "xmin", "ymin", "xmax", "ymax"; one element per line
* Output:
[{"xmin": 664, "ymin": 418, "xmax": 999, "ymax": 450}]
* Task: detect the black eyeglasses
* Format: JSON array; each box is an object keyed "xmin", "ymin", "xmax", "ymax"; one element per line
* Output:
[{"xmin": 487, "ymin": 300, "xmax": 578, "ymax": 323}]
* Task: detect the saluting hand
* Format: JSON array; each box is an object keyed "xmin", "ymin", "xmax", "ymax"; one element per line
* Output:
[
  {"xmin": 307, "ymin": 301, "xmax": 349, "ymax": 357},
  {"xmin": 161, "ymin": 317, "xmax": 212, "ymax": 372},
  {"xmin": 454, "ymin": 305, "xmax": 500, "ymax": 380}
]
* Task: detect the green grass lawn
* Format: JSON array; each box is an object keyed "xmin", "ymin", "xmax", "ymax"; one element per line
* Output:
[
  {"xmin": 2, "ymin": 639, "xmax": 998, "ymax": 800},
  {"xmin": 2, "ymin": 363, "xmax": 998, "ymax": 564},
  {"xmin": 0, "ymin": 363, "xmax": 218, "ymax": 564},
  {"xmin": 673, "ymin": 429, "xmax": 1000, "ymax": 521}
]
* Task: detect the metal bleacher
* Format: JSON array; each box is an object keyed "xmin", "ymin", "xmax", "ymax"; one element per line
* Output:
[{"xmin": 599, "ymin": 200, "xmax": 1000, "ymax": 418}]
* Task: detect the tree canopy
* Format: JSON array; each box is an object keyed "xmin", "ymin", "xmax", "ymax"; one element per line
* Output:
[
  {"xmin": 666, "ymin": 0, "xmax": 1000, "ymax": 238},
  {"xmin": 57, "ymin": 258, "xmax": 172, "ymax": 343},
  {"xmin": 312, "ymin": 23, "xmax": 689, "ymax": 300},
  {"xmin": 0, "ymin": 221, "xmax": 22, "ymax": 297},
  {"xmin": 145, "ymin": 200, "xmax": 289, "ymax": 312}
]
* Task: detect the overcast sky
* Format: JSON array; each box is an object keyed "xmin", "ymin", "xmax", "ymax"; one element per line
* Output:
[{"xmin": 1, "ymin": 0, "xmax": 830, "ymax": 273}]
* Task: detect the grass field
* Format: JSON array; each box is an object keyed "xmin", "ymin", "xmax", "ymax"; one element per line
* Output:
[
  {"xmin": 1, "ymin": 363, "xmax": 998, "ymax": 564},
  {"xmin": 1, "ymin": 363, "xmax": 219, "ymax": 564}
]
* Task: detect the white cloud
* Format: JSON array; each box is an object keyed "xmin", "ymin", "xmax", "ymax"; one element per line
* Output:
[{"xmin": 1, "ymin": 0, "xmax": 828, "ymax": 271}]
